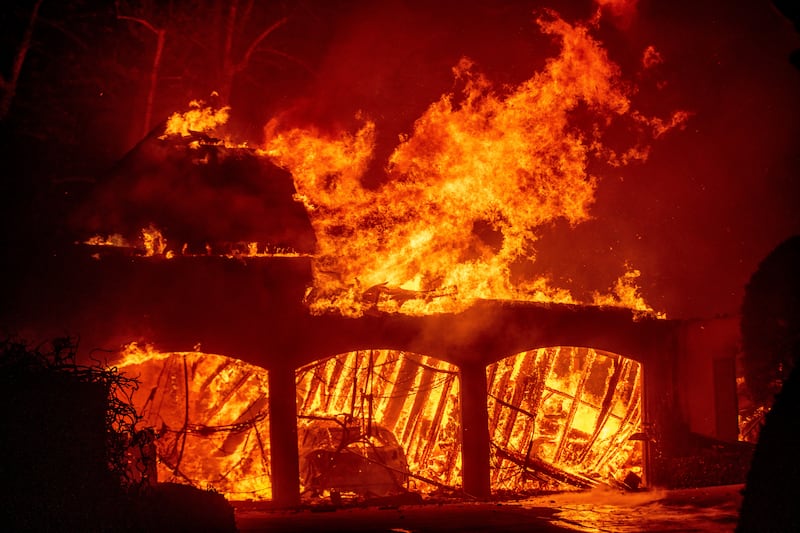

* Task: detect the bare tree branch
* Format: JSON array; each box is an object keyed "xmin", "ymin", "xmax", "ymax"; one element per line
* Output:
[
  {"xmin": 117, "ymin": 12, "xmax": 166, "ymax": 136},
  {"xmin": 0, "ymin": 0, "xmax": 44, "ymax": 120},
  {"xmin": 235, "ymin": 16, "xmax": 289, "ymax": 74}
]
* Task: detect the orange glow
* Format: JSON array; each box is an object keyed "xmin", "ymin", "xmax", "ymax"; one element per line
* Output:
[
  {"xmin": 488, "ymin": 347, "xmax": 642, "ymax": 492},
  {"xmin": 85, "ymin": 224, "xmax": 306, "ymax": 260},
  {"xmin": 592, "ymin": 268, "xmax": 665, "ymax": 319},
  {"xmin": 116, "ymin": 344, "xmax": 273, "ymax": 500},
  {"xmin": 262, "ymin": 13, "xmax": 682, "ymax": 317},
  {"xmin": 116, "ymin": 345, "xmax": 641, "ymax": 500},
  {"xmin": 141, "ymin": 225, "xmax": 168, "ymax": 257},
  {"xmin": 83, "ymin": 233, "xmax": 127, "ymax": 247},
  {"xmin": 162, "ymin": 99, "xmax": 230, "ymax": 139}
]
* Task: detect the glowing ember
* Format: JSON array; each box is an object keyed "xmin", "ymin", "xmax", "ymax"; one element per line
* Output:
[
  {"xmin": 488, "ymin": 348, "xmax": 642, "ymax": 492},
  {"xmin": 85, "ymin": 225, "xmax": 305, "ymax": 260},
  {"xmin": 83, "ymin": 233, "xmax": 127, "ymax": 247},
  {"xmin": 262, "ymin": 12, "xmax": 683, "ymax": 317}
]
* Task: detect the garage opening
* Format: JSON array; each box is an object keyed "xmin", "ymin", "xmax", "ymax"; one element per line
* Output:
[
  {"xmin": 116, "ymin": 345, "xmax": 272, "ymax": 500},
  {"xmin": 295, "ymin": 350, "xmax": 460, "ymax": 502},
  {"xmin": 487, "ymin": 347, "xmax": 643, "ymax": 493}
]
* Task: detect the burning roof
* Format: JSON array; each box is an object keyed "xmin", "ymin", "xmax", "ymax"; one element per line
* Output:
[{"xmin": 71, "ymin": 125, "xmax": 316, "ymax": 256}]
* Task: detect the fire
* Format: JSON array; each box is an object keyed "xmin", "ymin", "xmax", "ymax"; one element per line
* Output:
[
  {"xmin": 83, "ymin": 233, "xmax": 127, "ymax": 247},
  {"xmin": 116, "ymin": 344, "xmax": 273, "ymax": 500},
  {"xmin": 94, "ymin": 11, "xmax": 672, "ymax": 501},
  {"xmin": 89, "ymin": 10, "xmax": 678, "ymax": 319},
  {"xmin": 296, "ymin": 350, "xmax": 461, "ymax": 497},
  {"xmin": 116, "ymin": 346, "xmax": 460, "ymax": 500},
  {"xmin": 262, "ymin": 12, "xmax": 684, "ymax": 317},
  {"xmin": 162, "ymin": 99, "xmax": 231, "ymax": 140},
  {"xmin": 85, "ymin": 226, "xmax": 305, "ymax": 260},
  {"xmin": 592, "ymin": 268, "xmax": 665, "ymax": 319},
  {"xmin": 141, "ymin": 225, "xmax": 168, "ymax": 257},
  {"xmin": 116, "ymin": 344, "xmax": 641, "ymax": 500},
  {"xmin": 488, "ymin": 347, "xmax": 642, "ymax": 492}
]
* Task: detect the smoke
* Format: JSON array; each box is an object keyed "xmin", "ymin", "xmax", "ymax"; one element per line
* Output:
[{"xmin": 595, "ymin": 0, "xmax": 638, "ymax": 29}]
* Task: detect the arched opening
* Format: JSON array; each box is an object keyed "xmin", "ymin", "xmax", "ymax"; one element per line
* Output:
[
  {"xmin": 115, "ymin": 344, "xmax": 272, "ymax": 500},
  {"xmin": 295, "ymin": 350, "xmax": 461, "ymax": 502},
  {"xmin": 487, "ymin": 347, "xmax": 643, "ymax": 493}
]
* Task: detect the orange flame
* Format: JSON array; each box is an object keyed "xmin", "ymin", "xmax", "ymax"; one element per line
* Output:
[
  {"xmin": 488, "ymin": 347, "xmax": 642, "ymax": 491},
  {"xmin": 117, "ymin": 344, "xmax": 640, "ymax": 500},
  {"xmin": 263, "ymin": 13, "xmax": 682, "ymax": 317},
  {"xmin": 116, "ymin": 344, "xmax": 273, "ymax": 500},
  {"xmin": 297, "ymin": 350, "xmax": 461, "ymax": 495},
  {"xmin": 162, "ymin": 99, "xmax": 230, "ymax": 139}
]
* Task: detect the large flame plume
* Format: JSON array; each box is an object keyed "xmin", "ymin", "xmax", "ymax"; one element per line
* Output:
[
  {"xmin": 262, "ymin": 12, "xmax": 684, "ymax": 317},
  {"xmin": 84, "ymin": 9, "xmax": 683, "ymax": 318}
]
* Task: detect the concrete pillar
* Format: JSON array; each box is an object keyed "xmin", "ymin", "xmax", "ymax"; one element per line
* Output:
[
  {"xmin": 459, "ymin": 362, "xmax": 491, "ymax": 498},
  {"xmin": 268, "ymin": 362, "xmax": 300, "ymax": 507}
]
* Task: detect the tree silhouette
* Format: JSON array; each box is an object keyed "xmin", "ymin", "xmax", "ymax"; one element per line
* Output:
[{"xmin": 738, "ymin": 235, "xmax": 800, "ymax": 531}]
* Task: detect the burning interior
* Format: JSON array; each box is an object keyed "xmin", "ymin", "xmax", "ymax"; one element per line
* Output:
[
  {"xmin": 116, "ymin": 344, "xmax": 643, "ymax": 502},
  {"xmin": 488, "ymin": 348, "xmax": 642, "ymax": 493}
]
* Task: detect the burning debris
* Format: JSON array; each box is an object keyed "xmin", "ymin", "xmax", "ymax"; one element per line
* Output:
[
  {"xmin": 117, "ymin": 346, "xmax": 274, "ymax": 500},
  {"xmin": 296, "ymin": 350, "xmax": 461, "ymax": 499},
  {"xmin": 116, "ymin": 344, "xmax": 645, "ymax": 502},
  {"xmin": 488, "ymin": 347, "xmax": 642, "ymax": 493}
]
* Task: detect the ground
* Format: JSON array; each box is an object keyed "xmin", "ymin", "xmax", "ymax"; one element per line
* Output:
[{"xmin": 233, "ymin": 484, "xmax": 742, "ymax": 532}]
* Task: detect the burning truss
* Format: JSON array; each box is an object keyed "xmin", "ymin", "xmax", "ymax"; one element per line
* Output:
[
  {"xmin": 296, "ymin": 350, "xmax": 461, "ymax": 498},
  {"xmin": 488, "ymin": 347, "xmax": 642, "ymax": 492},
  {"xmin": 117, "ymin": 346, "xmax": 273, "ymax": 500}
]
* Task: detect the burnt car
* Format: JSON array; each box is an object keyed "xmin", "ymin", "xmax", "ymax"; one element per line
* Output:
[{"xmin": 298, "ymin": 417, "xmax": 409, "ymax": 500}]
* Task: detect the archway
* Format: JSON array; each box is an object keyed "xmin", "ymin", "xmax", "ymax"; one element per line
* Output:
[
  {"xmin": 295, "ymin": 350, "xmax": 461, "ymax": 501},
  {"xmin": 487, "ymin": 347, "xmax": 643, "ymax": 493},
  {"xmin": 115, "ymin": 344, "xmax": 272, "ymax": 500}
]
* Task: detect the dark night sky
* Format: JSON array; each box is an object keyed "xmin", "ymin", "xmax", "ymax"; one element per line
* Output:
[{"xmin": 2, "ymin": 0, "xmax": 799, "ymax": 321}]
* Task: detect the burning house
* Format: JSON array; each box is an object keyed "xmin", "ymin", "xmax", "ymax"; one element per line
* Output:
[
  {"xmin": 3, "ymin": 133, "xmax": 748, "ymax": 507},
  {"xmin": 2, "ymin": 0, "xmax": 798, "ymax": 525}
]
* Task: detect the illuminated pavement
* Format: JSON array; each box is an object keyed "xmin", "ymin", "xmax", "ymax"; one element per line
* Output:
[{"xmin": 234, "ymin": 484, "xmax": 742, "ymax": 532}]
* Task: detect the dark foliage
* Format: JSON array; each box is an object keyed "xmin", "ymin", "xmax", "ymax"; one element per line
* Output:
[
  {"xmin": 738, "ymin": 235, "xmax": 800, "ymax": 531},
  {"xmin": 0, "ymin": 338, "xmax": 237, "ymax": 532}
]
